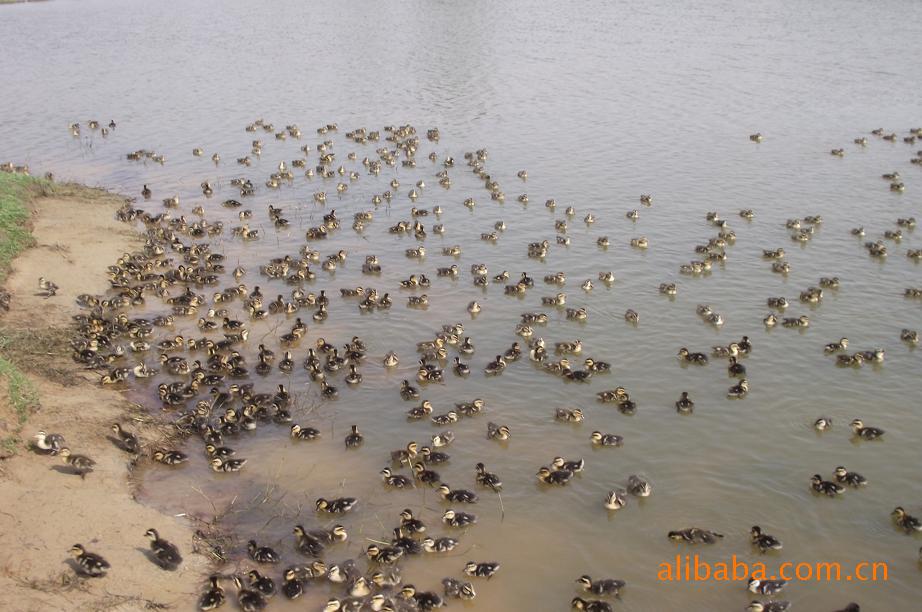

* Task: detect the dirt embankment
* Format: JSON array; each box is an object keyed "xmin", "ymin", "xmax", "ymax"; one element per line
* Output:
[{"xmin": 0, "ymin": 177, "xmax": 205, "ymax": 611}]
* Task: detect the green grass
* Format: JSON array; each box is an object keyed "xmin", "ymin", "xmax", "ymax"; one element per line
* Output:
[
  {"xmin": 0, "ymin": 355, "xmax": 39, "ymax": 454},
  {"xmin": 0, "ymin": 172, "xmax": 43, "ymax": 283}
]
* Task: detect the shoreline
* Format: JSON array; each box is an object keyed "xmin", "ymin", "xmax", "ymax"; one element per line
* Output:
[{"xmin": 0, "ymin": 170, "xmax": 204, "ymax": 611}]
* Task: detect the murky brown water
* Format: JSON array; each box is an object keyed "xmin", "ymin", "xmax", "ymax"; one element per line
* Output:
[{"xmin": 2, "ymin": 0, "xmax": 922, "ymax": 610}]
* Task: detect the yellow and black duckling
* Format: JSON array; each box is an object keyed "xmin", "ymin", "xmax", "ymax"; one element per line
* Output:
[
  {"xmin": 442, "ymin": 577, "xmax": 476, "ymax": 600},
  {"xmin": 464, "ymin": 561, "xmax": 500, "ymax": 579},
  {"xmin": 850, "ymin": 418, "xmax": 884, "ymax": 439},
  {"xmin": 555, "ymin": 407, "xmax": 584, "ymax": 422},
  {"xmin": 248, "ymin": 539, "xmax": 280, "ymax": 563},
  {"xmin": 345, "ymin": 425, "xmax": 364, "ymax": 448},
  {"xmin": 141, "ymin": 184, "xmax": 151, "ymax": 199},
  {"xmin": 144, "ymin": 528, "xmax": 182, "ymax": 569},
  {"xmin": 834, "ymin": 466, "xmax": 867, "ymax": 487},
  {"xmin": 747, "ymin": 601, "xmax": 791, "ymax": 612},
  {"xmin": 487, "ymin": 421, "xmax": 511, "ymax": 441},
  {"xmin": 814, "ymin": 416, "xmax": 833, "ymax": 431},
  {"xmin": 32, "ymin": 430, "xmax": 65, "ymax": 454},
  {"xmin": 484, "ymin": 355, "xmax": 506, "ymax": 375},
  {"xmin": 381, "ymin": 467, "xmax": 414, "ymax": 488},
  {"xmin": 316, "ymin": 496, "xmax": 358, "ymax": 513},
  {"xmin": 728, "ymin": 356, "xmax": 746, "ymax": 377},
  {"xmin": 291, "ymin": 423, "xmax": 321, "ymax": 440},
  {"xmin": 667, "ymin": 527, "xmax": 723, "ymax": 544},
  {"xmin": 60, "ymin": 448, "xmax": 96, "ymax": 478},
  {"xmin": 152, "ymin": 449, "xmax": 187, "ymax": 465},
  {"xmin": 811, "ymin": 474, "xmax": 844, "ymax": 496},
  {"xmin": 234, "ymin": 574, "xmax": 268, "ymax": 611},
  {"xmin": 438, "ymin": 483, "xmax": 478, "ymax": 503},
  {"xmin": 442, "ymin": 509, "xmax": 477, "ymax": 527},
  {"xmin": 891, "ymin": 506, "xmax": 922, "ymax": 533},
  {"xmin": 198, "ymin": 575, "xmax": 226, "ymax": 610},
  {"xmin": 750, "ymin": 525, "xmax": 783, "ymax": 553},
  {"xmin": 572, "ymin": 597, "xmax": 613, "ymax": 612},
  {"xmin": 576, "ymin": 575, "xmax": 626, "ymax": 596},
  {"xmin": 824, "ymin": 337, "xmax": 848, "ymax": 353},
  {"xmin": 475, "ymin": 462, "xmax": 502, "ymax": 491},
  {"xmin": 626, "ymin": 474, "xmax": 651, "ymax": 497},
  {"xmin": 553, "ymin": 456, "xmax": 585, "ymax": 473},
  {"xmin": 675, "ymin": 391, "xmax": 694, "ymax": 414},
  {"xmin": 391, "ymin": 441, "xmax": 419, "ymax": 465},
  {"xmin": 366, "ymin": 543, "xmax": 404, "ymax": 565},
  {"xmin": 210, "ymin": 456, "xmax": 247, "ymax": 472},
  {"xmin": 431, "ymin": 430, "xmax": 455, "ymax": 447},
  {"xmin": 400, "ymin": 380, "xmax": 420, "ymax": 400},
  {"xmin": 677, "ymin": 347, "xmax": 708, "ymax": 364},
  {"xmin": 536, "ymin": 466, "xmax": 573, "ymax": 485},
  {"xmin": 69, "ymin": 544, "xmax": 110, "ymax": 577},
  {"xmin": 747, "ymin": 579, "xmax": 787, "ymax": 598},
  {"xmin": 281, "ymin": 568, "xmax": 303, "ymax": 600},
  {"xmin": 727, "ymin": 379, "xmax": 749, "ymax": 399}
]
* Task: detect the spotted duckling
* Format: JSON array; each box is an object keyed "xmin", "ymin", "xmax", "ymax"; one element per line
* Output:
[
  {"xmin": 667, "ymin": 528, "xmax": 724, "ymax": 544},
  {"xmin": 234, "ymin": 575, "xmax": 268, "ymax": 611},
  {"xmin": 438, "ymin": 483, "xmax": 478, "ymax": 503},
  {"xmin": 199, "ymin": 575, "xmax": 226, "ymax": 610},
  {"xmin": 345, "ymin": 425, "xmax": 364, "ymax": 448},
  {"xmin": 555, "ymin": 407, "xmax": 584, "ymax": 422},
  {"xmin": 850, "ymin": 418, "xmax": 884, "ymax": 439},
  {"xmin": 750, "ymin": 526, "xmax": 783, "ymax": 553},
  {"xmin": 70, "ymin": 544, "xmax": 110, "ymax": 577},
  {"xmin": 747, "ymin": 601, "xmax": 791, "ymax": 612},
  {"xmin": 571, "ymin": 597, "xmax": 613, "ymax": 612},
  {"xmin": 892, "ymin": 506, "xmax": 922, "ymax": 533},
  {"xmin": 576, "ymin": 575, "xmax": 626, "ymax": 597},
  {"xmin": 603, "ymin": 489, "xmax": 627, "ymax": 510},
  {"xmin": 834, "ymin": 466, "xmax": 867, "ymax": 487},
  {"xmin": 824, "ymin": 337, "xmax": 848, "ymax": 353},
  {"xmin": 145, "ymin": 528, "xmax": 182, "ymax": 569},
  {"xmin": 111, "ymin": 423, "xmax": 140, "ymax": 453},
  {"xmin": 60, "ymin": 448, "xmax": 96, "ymax": 478},
  {"xmin": 443, "ymin": 508, "xmax": 478, "ymax": 527},
  {"xmin": 811, "ymin": 474, "xmax": 844, "ymax": 496},
  {"xmin": 814, "ymin": 417, "xmax": 833, "ymax": 431},
  {"xmin": 536, "ymin": 466, "xmax": 573, "ymax": 485}
]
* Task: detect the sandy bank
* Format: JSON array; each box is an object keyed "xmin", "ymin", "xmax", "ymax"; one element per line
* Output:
[{"xmin": 0, "ymin": 173, "xmax": 205, "ymax": 611}]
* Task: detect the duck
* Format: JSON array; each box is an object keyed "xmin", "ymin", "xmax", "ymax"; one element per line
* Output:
[
  {"xmin": 438, "ymin": 483, "xmax": 478, "ymax": 503},
  {"xmin": 555, "ymin": 407, "xmax": 584, "ymax": 422},
  {"xmin": 850, "ymin": 419, "xmax": 884, "ymax": 439},
  {"xmin": 487, "ymin": 422, "xmax": 511, "ymax": 441},
  {"xmin": 291, "ymin": 424, "xmax": 321, "ymax": 440},
  {"xmin": 442, "ymin": 577, "xmax": 476, "ymax": 600},
  {"xmin": 591, "ymin": 431, "xmax": 623, "ymax": 446},
  {"xmin": 144, "ymin": 528, "xmax": 182, "ymax": 569},
  {"xmin": 199, "ymin": 575, "xmax": 226, "ymax": 610},
  {"xmin": 603, "ymin": 489, "xmax": 627, "ymax": 510},
  {"xmin": 748, "ymin": 578, "xmax": 787, "ymax": 596},
  {"xmin": 383, "ymin": 351, "xmax": 400, "ymax": 367},
  {"xmin": 667, "ymin": 528, "xmax": 723, "ymax": 544},
  {"xmin": 834, "ymin": 466, "xmax": 867, "ymax": 487},
  {"xmin": 571, "ymin": 597, "xmax": 613, "ymax": 612},
  {"xmin": 727, "ymin": 379, "xmax": 749, "ymax": 399},
  {"xmin": 728, "ymin": 356, "xmax": 746, "ymax": 377},
  {"xmin": 747, "ymin": 601, "xmax": 791, "ymax": 612},
  {"xmin": 627, "ymin": 475, "xmax": 652, "ymax": 497},
  {"xmin": 553, "ymin": 457, "xmax": 585, "ymax": 473},
  {"xmin": 814, "ymin": 417, "xmax": 833, "ymax": 431},
  {"xmin": 891, "ymin": 506, "xmax": 922, "ymax": 532},
  {"xmin": 60, "ymin": 448, "xmax": 96, "ymax": 478},
  {"xmin": 400, "ymin": 380, "xmax": 420, "ymax": 400},
  {"xmin": 442, "ymin": 509, "xmax": 478, "ymax": 527},
  {"xmin": 248, "ymin": 540, "xmax": 280, "ymax": 563},
  {"xmin": 750, "ymin": 526, "xmax": 783, "ymax": 552},
  {"xmin": 536, "ymin": 466, "xmax": 573, "ymax": 485},
  {"xmin": 316, "ymin": 497, "xmax": 358, "ymax": 513},
  {"xmin": 824, "ymin": 338, "xmax": 848, "ymax": 353},
  {"xmin": 211, "ymin": 457, "xmax": 247, "ymax": 472},
  {"xmin": 763, "ymin": 313, "xmax": 778, "ymax": 327},
  {"xmin": 32, "ymin": 430, "xmax": 65, "ymax": 454},
  {"xmin": 381, "ymin": 468, "xmax": 414, "ymax": 488},
  {"xmin": 234, "ymin": 575, "xmax": 268, "ymax": 611},
  {"xmin": 484, "ymin": 355, "xmax": 506, "ymax": 375},
  {"xmin": 111, "ymin": 423, "xmax": 140, "ymax": 453},
  {"xmin": 475, "ymin": 463, "xmax": 502, "ymax": 491},
  {"xmin": 141, "ymin": 184, "xmax": 151, "ymax": 199},
  {"xmin": 576, "ymin": 575, "xmax": 626, "ymax": 596},
  {"xmin": 624, "ymin": 309, "xmax": 639, "ymax": 323},
  {"xmin": 677, "ymin": 347, "xmax": 708, "ymax": 364},
  {"xmin": 464, "ymin": 561, "xmax": 500, "ymax": 579},
  {"xmin": 675, "ymin": 392, "xmax": 694, "ymax": 414},
  {"xmin": 811, "ymin": 474, "xmax": 844, "ymax": 496},
  {"xmin": 391, "ymin": 442, "xmax": 419, "ymax": 465},
  {"xmin": 344, "ymin": 425, "xmax": 363, "ymax": 448},
  {"xmin": 69, "ymin": 544, "xmax": 110, "ymax": 577},
  {"xmin": 366, "ymin": 543, "xmax": 404, "ymax": 565}
]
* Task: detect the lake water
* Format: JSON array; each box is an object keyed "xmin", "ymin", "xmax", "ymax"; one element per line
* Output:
[{"xmin": 2, "ymin": 0, "xmax": 922, "ymax": 610}]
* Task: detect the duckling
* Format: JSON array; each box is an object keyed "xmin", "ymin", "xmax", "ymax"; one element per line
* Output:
[
  {"xmin": 280, "ymin": 568, "xmax": 303, "ymax": 600},
  {"xmin": 747, "ymin": 601, "xmax": 791, "ymax": 612},
  {"xmin": 432, "ymin": 411, "xmax": 459, "ymax": 426},
  {"xmin": 667, "ymin": 527, "xmax": 723, "ymax": 544},
  {"xmin": 32, "ymin": 430, "xmax": 65, "ymax": 454},
  {"xmin": 438, "ymin": 483, "xmax": 478, "ymax": 503},
  {"xmin": 391, "ymin": 441, "xmax": 419, "ymax": 465},
  {"xmin": 624, "ymin": 309, "xmax": 639, "ymax": 323},
  {"xmin": 626, "ymin": 474, "xmax": 652, "ymax": 497},
  {"xmin": 366, "ymin": 543, "xmax": 404, "ymax": 565},
  {"xmin": 659, "ymin": 282, "xmax": 677, "ymax": 295},
  {"xmin": 211, "ymin": 457, "xmax": 247, "ymax": 472},
  {"xmin": 750, "ymin": 525, "xmax": 783, "ymax": 552},
  {"xmin": 811, "ymin": 474, "xmax": 844, "ymax": 496},
  {"xmin": 598, "ymin": 271, "xmax": 615, "ymax": 284},
  {"xmin": 781, "ymin": 315, "xmax": 809, "ymax": 328},
  {"xmin": 576, "ymin": 575, "xmax": 626, "ymax": 597},
  {"xmin": 571, "ymin": 597, "xmax": 613, "ymax": 612},
  {"xmin": 400, "ymin": 380, "xmax": 420, "ymax": 400},
  {"xmin": 383, "ymin": 351, "xmax": 400, "ymax": 367},
  {"xmin": 837, "ymin": 353, "xmax": 864, "ymax": 367},
  {"xmin": 824, "ymin": 338, "xmax": 848, "ymax": 353},
  {"xmin": 901, "ymin": 329, "xmax": 919, "ymax": 344},
  {"xmin": 152, "ymin": 449, "xmax": 187, "ymax": 465},
  {"xmin": 675, "ymin": 392, "xmax": 694, "ymax": 414},
  {"xmin": 630, "ymin": 236, "xmax": 648, "ymax": 248},
  {"xmin": 442, "ymin": 577, "xmax": 476, "ymax": 600},
  {"xmin": 727, "ymin": 379, "xmax": 749, "ymax": 399},
  {"xmin": 892, "ymin": 506, "xmax": 922, "ymax": 532},
  {"xmin": 487, "ymin": 422, "xmax": 511, "ymax": 441},
  {"xmin": 453, "ymin": 356, "xmax": 471, "ymax": 377},
  {"xmin": 467, "ymin": 301, "xmax": 481, "ymax": 314},
  {"xmin": 316, "ymin": 497, "xmax": 358, "ymax": 513},
  {"xmin": 484, "ymin": 355, "xmax": 506, "ymax": 375},
  {"xmin": 677, "ymin": 347, "xmax": 708, "ymax": 364},
  {"xmin": 603, "ymin": 489, "xmax": 627, "ymax": 510},
  {"xmin": 763, "ymin": 313, "xmax": 778, "ymax": 327},
  {"xmin": 748, "ymin": 578, "xmax": 787, "ymax": 596},
  {"xmin": 830, "ymin": 148, "xmax": 845, "ymax": 157},
  {"xmin": 442, "ymin": 509, "xmax": 478, "ymax": 527},
  {"xmin": 464, "ymin": 561, "xmax": 500, "ymax": 579},
  {"xmin": 814, "ymin": 416, "xmax": 832, "ymax": 431},
  {"xmin": 248, "ymin": 540, "xmax": 280, "ymax": 564},
  {"xmin": 536, "ymin": 466, "xmax": 573, "ymax": 485},
  {"xmin": 381, "ymin": 467, "xmax": 414, "ymax": 488},
  {"xmin": 236, "ymin": 574, "xmax": 269, "ymax": 609},
  {"xmin": 834, "ymin": 466, "xmax": 867, "ymax": 487},
  {"xmin": 432, "ymin": 431, "xmax": 455, "ymax": 447},
  {"xmin": 60, "ymin": 448, "xmax": 96, "ymax": 478},
  {"xmin": 556, "ymin": 407, "xmax": 584, "ymax": 422},
  {"xmin": 141, "ymin": 184, "xmax": 151, "ymax": 199},
  {"xmin": 199, "ymin": 575, "xmax": 226, "ymax": 610},
  {"xmin": 69, "ymin": 544, "xmax": 110, "ymax": 577},
  {"xmin": 850, "ymin": 418, "xmax": 884, "ymax": 439},
  {"xmin": 343, "ymin": 425, "xmax": 363, "ymax": 448},
  {"xmin": 291, "ymin": 424, "xmax": 321, "ymax": 440},
  {"xmin": 727, "ymin": 356, "xmax": 746, "ymax": 377}
]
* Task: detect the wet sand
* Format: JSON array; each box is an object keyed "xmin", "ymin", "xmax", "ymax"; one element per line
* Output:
[{"xmin": 0, "ymin": 179, "xmax": 204, "ymax": 611}]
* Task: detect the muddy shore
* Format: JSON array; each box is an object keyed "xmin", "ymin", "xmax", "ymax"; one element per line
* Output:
[{"xmin": 0, "ymin": 173, "xmax": 204, "ymax": 611}]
